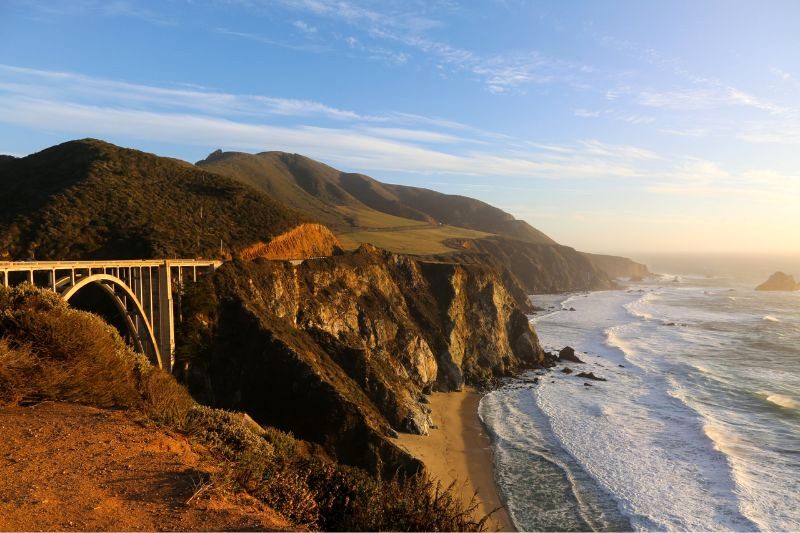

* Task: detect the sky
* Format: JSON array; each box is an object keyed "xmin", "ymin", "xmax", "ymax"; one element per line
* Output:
[{"xmin": 1, "ymin": 0, "xmax": 799, "ymax": 255}]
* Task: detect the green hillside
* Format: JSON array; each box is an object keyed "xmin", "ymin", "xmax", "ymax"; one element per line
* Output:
[
  {"xmin": 0, "ymin": 139, "xmax": 305, "ymax": 260},
  {"xmin": 196, "ymin": 150, "xmax": 556, "ymax": 250}
]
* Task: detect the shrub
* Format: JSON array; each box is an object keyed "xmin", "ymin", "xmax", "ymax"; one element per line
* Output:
[
  {"xmin": 0, "ymin": 285, "xmax": 140, "ymax": 407},
  {"xmin": 185, "ymin": 405, "xmax": 275, "ymax": 486},
  {"xmin": 137, "ymin": 365, "xmax": 195, "ymax": 427},
  {"xmin": 0, "ymin": 339, "xmax": 35, "ymax": 405},
  {"xmin": 262, "ymin": 425, "xmax": 296, "ymax": 458}
]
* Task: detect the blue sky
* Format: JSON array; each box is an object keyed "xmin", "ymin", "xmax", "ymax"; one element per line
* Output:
[{"xmin": 1, "ymin": 0, "xmax": 799, "ymax": 255}]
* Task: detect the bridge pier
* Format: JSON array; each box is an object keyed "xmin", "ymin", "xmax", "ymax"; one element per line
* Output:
[
  {"xmin": 0, "ymin": 259, "xmax": 221, "ymax": 371},
  {"xmin": 158, "ymin": 262, "xmax": 176, "ymax": 371}
]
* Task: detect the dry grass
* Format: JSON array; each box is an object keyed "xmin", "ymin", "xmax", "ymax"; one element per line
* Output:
[
  {"xmin": 239, "ymin": 223, "xmax": 341, "ymax": 261},
  {"xmin": 337, "ymin": 225, "xmax": 492, "ymax": 255}
]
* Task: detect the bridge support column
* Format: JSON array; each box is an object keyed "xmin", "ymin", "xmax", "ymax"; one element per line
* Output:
[{"xmin": 157, "ymin": 262, "xmax": 175, "ymax": 371}]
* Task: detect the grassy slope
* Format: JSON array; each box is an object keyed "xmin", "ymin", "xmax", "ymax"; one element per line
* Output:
[
  {"xmin": 196, "ymin": 150, "xmax": 556, "ymax": 254},
  {"xmin": 337, "ymin": 225, "xmax": 491, "ymax": 255},
  {"xmin": 0, "ymin": 140, "xmax": 305, "ymax": 260}
]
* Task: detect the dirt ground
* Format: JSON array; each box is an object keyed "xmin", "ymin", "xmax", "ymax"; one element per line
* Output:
[{"xmin": 0, "ymin": 402, "xmax": 291, "ymax": 531}]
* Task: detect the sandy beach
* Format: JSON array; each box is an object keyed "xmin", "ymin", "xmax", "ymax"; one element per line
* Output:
[{"xmin": 396, "ymin": 388, "xmax": 514, "ymax": 532}]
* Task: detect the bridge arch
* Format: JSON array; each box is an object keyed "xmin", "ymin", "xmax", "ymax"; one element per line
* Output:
[{"xmin": 62, "ymin": 274, "xmax": 163, "ymax": 368}]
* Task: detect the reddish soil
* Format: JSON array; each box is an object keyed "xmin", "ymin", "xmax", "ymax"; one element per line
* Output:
[{"xmin": 0, "ymin": 402, "xmax": 291, "ymax": 531}]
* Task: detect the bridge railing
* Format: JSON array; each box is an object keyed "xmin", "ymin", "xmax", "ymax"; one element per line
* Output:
[{"xmin": 0, "ymin": 259, "xmax": 222, "ymax": 371}]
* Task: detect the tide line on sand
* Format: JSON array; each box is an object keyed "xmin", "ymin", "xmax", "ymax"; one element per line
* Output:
[{"xmin": 396, "ymin": 388, "xmax": 515, "ymax": 532}]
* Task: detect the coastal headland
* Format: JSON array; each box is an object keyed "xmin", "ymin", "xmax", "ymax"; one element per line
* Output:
[{"xmin": 0, "ymin": 139, "xmax": 648, "ymax": 531}]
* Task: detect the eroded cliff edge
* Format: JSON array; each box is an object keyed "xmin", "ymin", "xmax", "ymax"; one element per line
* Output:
[{"xmin": 179, "ymin": 244, "xmax": 548, "ymax": 477}]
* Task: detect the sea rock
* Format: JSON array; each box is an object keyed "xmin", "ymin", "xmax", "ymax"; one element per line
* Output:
[
  {"xmin": 561, "ymin": 367, "xmax": 573, "ymax": 374},
  {"xmin": 576, "ymin": 372, "xmax": 607, "ymax": 381},
  {"xmin": 755, "ymin": 271, "xmax": 800, "ymax": 291},
  {"xmin": 558, "ymin": 346, "xmax": 584, "ymax": 363},
  {"xmin": 569, "ymin": 307, "xmax": 577, "ymax": 311},
  {"xmin": 584, "ymin": 383, "xmax": 592, "ymax": 387}
]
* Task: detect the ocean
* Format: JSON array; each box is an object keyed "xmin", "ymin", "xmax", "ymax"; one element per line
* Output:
[{"xmin": 480, "ymin": 273, "xmax": 800, "ymax": 531}]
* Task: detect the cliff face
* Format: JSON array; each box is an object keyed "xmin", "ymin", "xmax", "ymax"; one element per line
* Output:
[
  {"xmin": 583, "ymin": 252, "xmax": 651, "ymax": 280},
  {"xmin": 182, "ymin": 245, "xmax": 547, "ymax": 476},
  {"xmin": 437, "ymin": 236, "xmax": 618, "ymax": 294}
]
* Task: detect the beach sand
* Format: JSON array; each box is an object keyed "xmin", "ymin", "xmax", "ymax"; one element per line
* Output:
[{"xmin": 396, "ymin": 388, "xmax": 514, "ymax": 532}]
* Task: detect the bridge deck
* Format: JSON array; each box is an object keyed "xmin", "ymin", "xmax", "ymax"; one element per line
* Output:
[{"xmin": 0, "ymin": 259, "xmax": 221, "ymax": 271}]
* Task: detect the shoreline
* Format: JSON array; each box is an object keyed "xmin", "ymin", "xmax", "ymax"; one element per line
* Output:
[{"xmin": 396, "ymin": 388, "xmax": 514, "ymax": 532}]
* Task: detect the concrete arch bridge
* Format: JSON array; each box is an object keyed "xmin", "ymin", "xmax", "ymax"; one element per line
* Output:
[{"xmin": 0, "ymin": 259, "xmax": 220, "ymax": 371}]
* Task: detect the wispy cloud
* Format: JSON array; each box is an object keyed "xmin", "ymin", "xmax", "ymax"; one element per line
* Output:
[
  {"xmin": 1, "ymin": 64, "xmax": 796, "ymax": 210},
  {"xmin": 219, "ymin": 0, "xmax": 596, "ymax": 94},
  {"xmin": 215, "ymin": 27, "xmax": 332, "ymax": 53},
  {"xmin": 638, "ymin": 87, "xmax": 789, "ymax": 114},
  {"xmin": 0, "ymin": 65, "xmax": 662, "ymax": 181},
  {"xmin": 12, "ymin": 0, "xmax": 175, "ymax": 25},
  {"xmin": 292, "ymin": 20, "xmax": 317, "ymax": 34}
]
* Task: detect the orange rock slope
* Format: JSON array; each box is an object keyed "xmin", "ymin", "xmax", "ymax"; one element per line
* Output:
[{"xmin": 240, "ymin": 223, "xmax": 342, "ymax": 261}]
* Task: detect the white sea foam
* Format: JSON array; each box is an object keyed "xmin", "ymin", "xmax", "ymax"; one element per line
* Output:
[
  {"xmin": 491, "ymin": 284, "xmax": 800, "ymax": 531},
  {"xmin": 766, "ymin": 393, "xmax": 799, "ymax": 409}
]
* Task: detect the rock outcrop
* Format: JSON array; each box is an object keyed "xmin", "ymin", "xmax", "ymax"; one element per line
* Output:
[
  {"xmin": 436, "ymin": 236, "xmax": 618, "ymax": 294},
  {"xmin": 558, "ymin": 346, "xmax": 584, "ymax": 363},
  {"xmin": 756, "ymin": 271, "xmax": 799, "ymax": 291},
  {"xmin": 181, "ymin": 244, "xmax": 548, "ymax": 477},
  {"xmin": 583, "ymin": 252, "xmax": 651, "ymax": 280}
]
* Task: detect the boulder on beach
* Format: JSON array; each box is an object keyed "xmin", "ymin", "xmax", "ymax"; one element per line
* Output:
[
  {"xmin": 755, "ymin": 271, "xmax": 800, "ymax": 292},
  {"xmin": 576, "ymin": 371, "xmax": 607, "ymax": 381},
  {"xmin": 558, "ymin": 346, "xmax": 584, "ymax": 363}
]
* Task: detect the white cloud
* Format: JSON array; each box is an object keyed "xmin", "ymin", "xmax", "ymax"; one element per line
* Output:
[
  {"xmin": 3, "ymin": 63, "xmax": 794, "ymax": 211},
  {"xmin": 233, "ymin": 0, "xmax": 595, "ymax": 94},
  {"xmin": 772, "ymin": 67, "xmax": 792, "ymax": 81},
  {"xmin": 293, "ymin": 20, "xmax": 318, "ymax": 34}
]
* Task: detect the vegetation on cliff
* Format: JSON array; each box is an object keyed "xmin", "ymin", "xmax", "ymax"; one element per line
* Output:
[
  {"xmin": 0, "ymin": 285, "xmax": 492, "ymax": 531},
  {"xmin": 0, "ymin": 139, "xmax": 305, "ymax": 260},
  {"xmin": 240, "ymin": 223, "xmax": 343, "ymax": 261}
]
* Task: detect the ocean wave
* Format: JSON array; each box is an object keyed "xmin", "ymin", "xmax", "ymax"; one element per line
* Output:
[
  {"xmin": 621, "ymin": 290, "xmax": 664, "ymax": 322},
  {"xmin": 766, "ymin": 394, "xmax": 799, "ymax": 410},
  {"xmin": 604, "ymin": 325, "xmax": 636, "ymax": 360}
]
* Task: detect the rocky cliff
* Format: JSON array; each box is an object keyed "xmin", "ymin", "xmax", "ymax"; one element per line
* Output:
[
  {"xmin": 583, "ymin": 252, "xmax": 651, "ymax": 280},
  {"xmin": 180, "ymin": 244, "xmax": 548, "ymax": 476},
  {"xmin": 756, "ymin": 271, "xmax": 799, "ymax": 291},
  {"xmin": 435, "ymin": 236, "xmax": 618, "ymax": 294}
]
